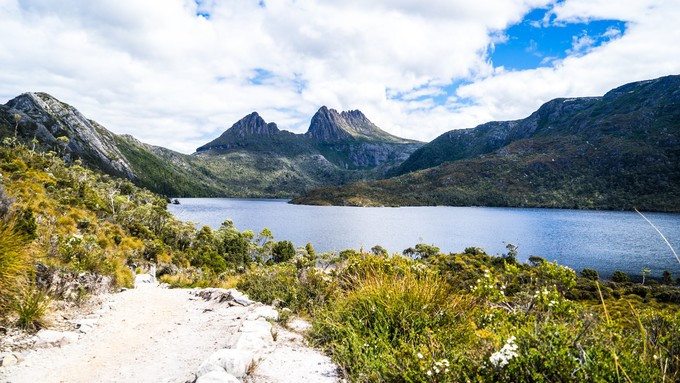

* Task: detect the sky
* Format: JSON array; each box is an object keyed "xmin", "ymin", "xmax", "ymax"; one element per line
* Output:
[{"xmin": 0, "ymin": 0, "xmax": 678, "ymax": 153}]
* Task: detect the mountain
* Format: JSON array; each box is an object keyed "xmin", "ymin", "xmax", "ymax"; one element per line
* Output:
[
  {"xmin": 292, "ymin": 75, "xmax": 680, "ymax": 211},
  {"xmin": 197, "ymin": 106, "xmax": 422, "ymax": 170},
  {"xmin": 0, "ymin": 94, "xmax": 421, "ymax": 198}
]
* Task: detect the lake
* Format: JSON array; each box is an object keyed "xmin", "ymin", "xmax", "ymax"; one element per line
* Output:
[{"xmin": 168, "ymin": 198, "xmax": 680, "ymax": 279}]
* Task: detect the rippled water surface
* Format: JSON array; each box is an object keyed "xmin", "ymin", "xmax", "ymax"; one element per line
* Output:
[{"xmin": 168, "ymin": 198, "xmax": 680, "ymax": 279}]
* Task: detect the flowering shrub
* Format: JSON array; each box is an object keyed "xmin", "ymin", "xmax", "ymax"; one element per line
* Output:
[{"xmin": 489, "ymin": 336, "xmax": 518, "ymax": 368}]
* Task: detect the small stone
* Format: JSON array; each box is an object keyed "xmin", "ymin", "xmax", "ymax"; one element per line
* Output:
[
  {"xmin": 1, "ymin": 354, "xmax": 18, "ymax": 367},
  {"xmin": 33, "ymin": 330, "xmax": 79, "ymax": 349},
  {"xmin": 12, "ymin": 352, "xmax": 25, "ymax": 363}
]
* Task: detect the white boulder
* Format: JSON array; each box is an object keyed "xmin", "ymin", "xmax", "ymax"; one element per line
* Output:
[
  {"xmin": 239, "ymin": 319, "xmax": 272, "ymax": 334},
  {"xmin": 134, "ymin": 273, "xmax": 156, "ymax": 287},
  {"xmin": 245, "ymin": 306, "xmax": 278, "ymax": 321},
  {"xmin": 196, "ymin": 349, "xmax": 254, "ymax": 379},
  {"xmin": 195, "ymin": 369, "xmax": 240, "ymax": 383}
]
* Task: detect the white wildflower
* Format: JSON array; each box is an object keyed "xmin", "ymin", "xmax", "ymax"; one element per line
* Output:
[
  {"xmin": 489, "ymin": 336, "xmax": 519, "ymax": 368},
  {"xmin": 417, "ymin": 353, "xmax": 424, "ymax": 359}
]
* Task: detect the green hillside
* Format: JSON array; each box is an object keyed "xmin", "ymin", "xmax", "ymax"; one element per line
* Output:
[{"xmin": 293, "ymin": 75, "xmax": 680, "ymax": 211}]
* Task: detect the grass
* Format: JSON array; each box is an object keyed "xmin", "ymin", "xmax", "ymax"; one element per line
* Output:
[
  {"xmin": 237, "ymin": 251, "xmax": 680, "ymax": 382},
  {"xmin": 311, "ymin": 269, "xmax": 478, "ymax": 381},
  {"xmin": 13, "ymin": 286, "xmax": 50, "ymax": 332},
  {"xmin": 0, "ymin": 219, "xmax": 30, "ymax": 312}
]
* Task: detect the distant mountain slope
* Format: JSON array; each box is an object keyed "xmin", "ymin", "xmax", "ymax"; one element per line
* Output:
[
  {"xmin": 0, "ymin": 94, "xmax": 420, "ymax": 197},
  {"xmin": 293, "ymin": 75, "xmax": 680, "ymax": 211},
  {"xmin": 197, "ymin": 106, "xmax": 422, "ymax": 170},
  {"xmin": 393, "ymin": 75, "xmax": 680, "ymax": 176}
]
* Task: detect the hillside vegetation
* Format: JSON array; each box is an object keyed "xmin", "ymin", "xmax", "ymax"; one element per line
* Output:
[
  {"xmin": 237, "ymin": 247, "xmax": 680, "ymax": 382},
  {"xmin": 0, "ymin": 94, "xmax": 420, "ymax": 198},
  {"xmin": 1, "ymin": 133, "xmax": 680, "ymax": 382},
  {"xmin": 293, "ymin": 75, "xmax": 680, "ymax": 211}
]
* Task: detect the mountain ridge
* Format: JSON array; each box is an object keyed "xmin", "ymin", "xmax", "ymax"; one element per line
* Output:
[
  {"xmin": 293, "ymin": 75, "xmax": 680, "ymax": 211},
  {"xmin": 0, "ymin": 94, "xmax": 420, "ymax": 197}
]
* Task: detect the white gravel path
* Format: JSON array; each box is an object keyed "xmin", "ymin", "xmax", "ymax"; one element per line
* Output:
[{"xmin": 1, "ymin": 283, "xmax": 339, "ymax": 383}]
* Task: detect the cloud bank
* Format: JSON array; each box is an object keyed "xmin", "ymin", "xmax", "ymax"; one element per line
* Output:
[{"xmin": 0, "ymin": 0, "xmax": 677, "ymax": 153}]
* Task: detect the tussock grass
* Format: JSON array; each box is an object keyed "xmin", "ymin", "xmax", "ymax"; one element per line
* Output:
[
  {"xmin": 0, "ymin": 220, "xmax": 30, "ymax": 312},
  {"xmin": 13, "ymin": 286, "xmax": 50, "ymax": 331},
  {"xmin": 311, "ymin": 267, "xmax": 478, "ymax": 381}
]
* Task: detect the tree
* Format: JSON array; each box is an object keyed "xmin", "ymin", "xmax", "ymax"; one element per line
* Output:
[
  {"xmin": 13, "ymin": 114, "xmax": 21, "ymax": 137},
  {"xmin": 662, "ymin": 269, "xmax": 673, "ymax": 285},
  {"xmin": 611, "ymin": 270, "xmax": 630, "ymax": 283},
  {"xmin": 305, "ymin": 242, "xmax": 316, "ymax": 260},
  {"xmin": 415, "ymin": 243, "xmax": 440, "ymax": 259},
  {"xmin": 641, "ymin": 269, "xmax": 651, "ymax": 285},
  {"xmin": 403, "ymin": 243, "xmax": 439, "ymax": 259},
  {"xmin": 529, "ymin": 256, "xmax": 546, "ymax": 267},
  {"xmin": 272, "ymin": 241, "xmax": 295, "ymax": 263},
  {"xmin": 371, "ymin": 245, "xmax": 388, "ymax": 257},
  {"xmin": 580, "ymin": 268, "xmax": 599, "ymax": 281}
]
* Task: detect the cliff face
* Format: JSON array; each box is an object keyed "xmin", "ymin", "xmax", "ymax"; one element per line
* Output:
[
  {"xmin": 3, "ymin": 92, "xmax": 136, "ymax": 179},
  {"xmin": 197, "ymin": 106, "xmax": 423, "ymax": 170}
]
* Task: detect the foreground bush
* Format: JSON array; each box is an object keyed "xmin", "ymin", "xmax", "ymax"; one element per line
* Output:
[
  {"xmin": 311, "ymin": 259, "xmax": 480, "ymax": 382},
  {"xmin": 237, "ymin": 263, "xmax": 336, "ymax": 313}
]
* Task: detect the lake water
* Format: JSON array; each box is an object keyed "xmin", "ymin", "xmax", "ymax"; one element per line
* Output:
[{"xmin": 168, "ymin": 198, "xmax": 680, "ymax": 279}]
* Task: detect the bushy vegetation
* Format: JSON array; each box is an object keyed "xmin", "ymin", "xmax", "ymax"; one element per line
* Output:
[
  {"xmin": 0, "ymin": 139, "xmax": 307, "ymax": 326},
  {"xmin": 237, "ymin": 246, "xmax": 680, "ymax": 382}
]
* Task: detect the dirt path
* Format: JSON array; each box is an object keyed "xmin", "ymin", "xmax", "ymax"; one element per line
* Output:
[{"xmin": 2, "ymin": 284, "xmax": 337, "ymax": 383}]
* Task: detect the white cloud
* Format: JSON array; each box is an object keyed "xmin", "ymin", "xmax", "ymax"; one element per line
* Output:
[
  {"xmin": 0, "ymin": 0, "xmax": 677, "ymax": 153},
  {"xmin": 448, "ymin": 0, "xmax": 680, "ymax": 128}
]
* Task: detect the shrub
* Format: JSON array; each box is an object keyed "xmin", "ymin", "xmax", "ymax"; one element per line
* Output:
[
  {"xmin": 612, "ymin": 270, "xmax": 630, "ymax": 283},
  {"xmin": 581, "ymin": 268, "xmax": 599, "ymax": 281},
  {"xmin": 311, "ymin": 265, "xmax": 478, "ymax": 381},
  {"xmin": 272, "ymin": 241, "xmax": 295, "ymax": 263},
  {"xmin": 237, "ymin": 264, "xmax": 335, "ymax": 313}
]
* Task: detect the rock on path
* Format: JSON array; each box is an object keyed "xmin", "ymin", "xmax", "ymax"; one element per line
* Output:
[{"xmin": 1, "ymin": 281, "xmax": 340, "ymax": 383}]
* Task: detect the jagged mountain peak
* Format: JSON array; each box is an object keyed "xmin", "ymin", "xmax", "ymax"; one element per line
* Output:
[
  {"xmin": 306, "ymin": 106, "xmax": 414, "ymax": 144},
  {"xmin": 227, "ymin": 111, "xmax": 280, "ymax": 137}
]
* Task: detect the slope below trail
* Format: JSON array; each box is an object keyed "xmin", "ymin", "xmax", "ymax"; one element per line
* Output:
[{"xmin": 2, "ymin": 284, "xmax": 339, "ymax": 383}]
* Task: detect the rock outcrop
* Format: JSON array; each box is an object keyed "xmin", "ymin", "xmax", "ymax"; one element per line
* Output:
[
  {"xmin": 193, "ymin": 288, "xmax": 338, "ymax": 383},
  {"xmin": 3, "ymin": 92, "xmax": 136, "ymax": 179}
]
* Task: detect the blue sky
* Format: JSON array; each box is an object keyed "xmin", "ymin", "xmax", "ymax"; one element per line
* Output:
[
  {"xmin": 491, "ymin": 8, "xmax": 626, "ymax": 71},
  {"xmin": 0, "ymin": 0, "xmax": 678, "ymax": 153}
]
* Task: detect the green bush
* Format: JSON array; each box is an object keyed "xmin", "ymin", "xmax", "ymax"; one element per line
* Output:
[
  {"xmin": 237, "ymin": 263, "xmax": 335, "ymax": 313},
  {"xmin": 311, "ymin": 260, "xmax": 479, "ymax": 382},
  {"xmin": 272, "ymin": 241, "xmax": 295, "ymax": 263},
  {"xmin": 612, "ymin": 270, "xmax": 631, "ymax": 283},
  {"xmin": 581, "ymin": 268, "xmax": 599, "ymax": 281}
]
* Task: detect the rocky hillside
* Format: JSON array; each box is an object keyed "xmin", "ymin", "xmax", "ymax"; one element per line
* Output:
[
  {"xmin": 197, "ymin": 106, "xmax": 422, "ymax": 170},
  {"xmin": 293, "ymin": 75, "xmax": 680, "ymax": 211},
  {"xmin": 0, "ymin": 95, "xmax": 420, "ymax": 198}
]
